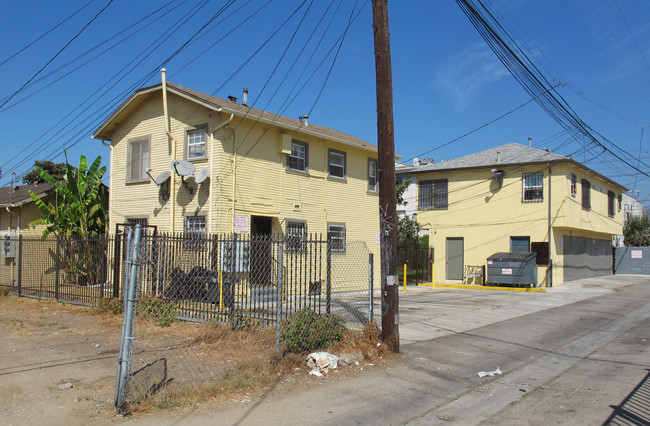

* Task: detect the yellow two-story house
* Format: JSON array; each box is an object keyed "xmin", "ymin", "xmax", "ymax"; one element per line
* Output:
[
  {"xmin": 399, "ymin": 143, "xmax": 627, "ymax": 287},
  {"xmin": 92, "ymin": 78, "xmax": 380, "ymax": 266}
]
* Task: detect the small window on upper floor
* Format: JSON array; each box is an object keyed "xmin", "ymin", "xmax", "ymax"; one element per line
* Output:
[
  {"xmin": 418, "ymin": 179, "xmax": 448, "ymax": 210},
  {"xmin": 522, "ymin": 172, "xmax": 543, "ymax": 202},
  {"xmin": 328, "ymin": 149, "xmax": 346, "ymax": 179},
  {"xmin": 618, "ymin": 194, "xmax": 622, "ymax": 211},
  {"xmin": 287, "ymin": 140, "xmax": 308, "ymax": 172},
  {"xmin": 368, "ymin": 159, "xmax": 378, "ymax": 192},
  {"xmin": 608, "ymin": 190, "xmax": 615, "ymax": 217},
  {"xmin": 581, "ymin": 179, "xmax": 591, "ymax": 210},
  {"xmin": 187, "ymin": 127, "xmax": 207, "ymax": 160},
  {"xmin": 570, "ymin": 173, "xmax": 577, "ymax": 197},
  {"xmin": 127, "ymin": 136, "xmax": 150, "ymax": 183}
]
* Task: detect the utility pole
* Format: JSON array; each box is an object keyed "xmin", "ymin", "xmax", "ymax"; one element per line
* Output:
[{"xmin": 372, "ymin": 0, "xmax": 399, "ymax": 352}]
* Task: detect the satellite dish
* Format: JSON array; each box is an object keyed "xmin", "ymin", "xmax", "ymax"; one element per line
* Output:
[
  {"xmin": 195, "ymin": 167, "xmax": 210, "ymax": 184},
  {"xmin": 171, "ymin": 159, "xmax": 196, "ymax": 177},
  {"xmin": 154, "ymin": 171, "xmax": 171, "ymax": 186}
]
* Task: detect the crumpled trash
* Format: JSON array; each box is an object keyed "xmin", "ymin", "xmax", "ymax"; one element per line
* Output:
[
  {"xmin": 477, "ymin": 367, "xmax": 502, "ymax": 377},
  {"xmin": 306, "ymin": 352, "xmax": 339, "ymax": 376}
]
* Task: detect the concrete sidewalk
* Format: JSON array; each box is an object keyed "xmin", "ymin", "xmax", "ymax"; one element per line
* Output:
[{"xmin": 395, "ymin": 274, "xmax": 641, "ymax": 344}]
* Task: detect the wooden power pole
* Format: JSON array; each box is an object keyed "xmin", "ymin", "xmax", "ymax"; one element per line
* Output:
[{"xmin": 372, "ymin": 0, "xmax": 399, "ymax": 352}]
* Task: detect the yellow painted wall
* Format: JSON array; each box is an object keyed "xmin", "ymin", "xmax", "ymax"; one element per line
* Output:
[
  {"xmin": 416, "ymin": 163, "xmax": 624, "ymax": 286},
  {"xmin": 108, "ymin": 91, "xmax": 381, "ymax": 284}
]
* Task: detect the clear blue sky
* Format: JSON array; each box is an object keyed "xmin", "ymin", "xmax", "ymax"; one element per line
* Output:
[{"xmin": 1, "ymin": 0, "xmax": 649, "ymax": 209}]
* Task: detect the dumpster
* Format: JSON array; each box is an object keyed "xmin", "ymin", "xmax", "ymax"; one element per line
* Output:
[{"xmin": 486, "ymin": 252, "xmax": 537, "ymax": 287}]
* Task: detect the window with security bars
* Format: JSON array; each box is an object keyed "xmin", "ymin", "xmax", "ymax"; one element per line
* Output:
[
  {"xmin": 570, "ymin": 174, "xmax": 577, "ymax": 197},
  {"xmin": 286, "ymin": 220, "xmax": 306, "ymax": 251},
  {"xmin": 187, "ymin": 127, "xmax": 206, "ymax": 159},
  {"xmin": 327, "ymin": 223, "xmax": 346, "ymax": 252},
  {"xmin": 127, "ymin": 137, "xmax": 150, "ymax": 182},
  {"xmin": 608, "ymin": 190, "xmax": 615, "ymax": 217},
  {"xmin": 418, "ymin": 179, "xmax": 448, "ymax": 210},
  {"xmin": 185, "ymin": 216, "xmax": 206, "ymax": 248},
  {"xmin": 328, "ymin": 150, "xmax": 346, "ymax": 178},
  {"xmin": 368, "ymin": 159, "xmax": 378, "ymax": 192},
  {"xmin": 522, "ymin": 172, "xmax": 543, "ymax": 202},
  {"xmin": 581, "ymin": 179, "xmax": 591, "ymax": 210},
  {"xmin": 287, "ymin": 140, "xmax": 308, "ymax": 172}
]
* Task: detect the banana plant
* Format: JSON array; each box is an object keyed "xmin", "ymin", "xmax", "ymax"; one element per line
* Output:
[
  {"xmin": 28, "ymin": 153, "xmax": 108, "ymax": 285},
  {"xmin": 29, "ymin": 153, "xmax": 107, "ymax": 239}
]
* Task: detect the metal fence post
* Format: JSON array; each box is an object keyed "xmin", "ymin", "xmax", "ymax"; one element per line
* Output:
[
  {"xmin": 326, "ymin": 243, "xmax": 332, "ymax": 314},
  {"xmin": 369, "ymin": 253, "xmax": 374, "ymax": 323},
  {"xmin": 113, "ymin": 232, "xmax": 122, "ymax": 298},
  {"xmin": 17, "ymin": 235, "xmax": 22, "ymax": 297},
  {"xmin": 54, "ymin": 236, "xmax": 60, "ymax": 300},
  {"xmin": 115, "ymin": 225, "xmax": 142, "ymax": 412},
  {"xmin": 275, "ymin": 242, "xmax": 284, "ymax": 353}
]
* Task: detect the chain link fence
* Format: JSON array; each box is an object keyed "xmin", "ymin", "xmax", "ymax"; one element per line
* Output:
[{"xmin": 115, "ymin": 226, "xmax": 374, "ymax": 411}]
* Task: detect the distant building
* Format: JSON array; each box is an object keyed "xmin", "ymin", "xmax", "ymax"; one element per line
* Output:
[{"xmin": 397, "ymin": 143, "xmax": 627, "ymax": 286}]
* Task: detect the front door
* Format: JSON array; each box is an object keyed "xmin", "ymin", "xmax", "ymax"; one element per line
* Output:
[
  {"xmin": 250, "ymin": 216, "xmax": 273, "ymax": 284},
  {"xmin": 446, "ymin": 237, "xmax": 464, "ymax": 281}
]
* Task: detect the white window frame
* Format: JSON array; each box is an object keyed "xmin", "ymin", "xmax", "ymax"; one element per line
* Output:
[
  {"xmin": 368, "ymin": 159, "xmax": 378, "ymax": 192},
  {"xmin": 186, "ymin": 126, "xmax": 207, "ymax": 160},
  {"xmin": 184, "ymin": 215, "xmax": 207, "ymax": 249},
  {"xmin": 287, "ymin": 140, "xmax": 308, "ymax": 172},
  {"xmin": 127, "ymin": 136, "xmax": 150, "ymax": 183},
  {"xmin": 327, "ymin": 223, "xmax": 346, "ymax": 253},
  {"xmin": 286, "ymin": 220, "xmax": 307, "ymax": 251},
  {"xmin": 328, "ymin": 149, "xmax": 346, "ymax": 179},
  {"xmin": 570, "ymin": 173, "xmax": 576, "ymax": 197},
  {"xmin": 522, "ymin": 172, "xmax": 543, "ymax": 202}
]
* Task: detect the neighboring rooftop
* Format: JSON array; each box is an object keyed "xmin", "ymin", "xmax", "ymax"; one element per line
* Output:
[
  {"xmin": 0, "ymin": 182, "xmax": 53, "ymax": 207},
  {"xmin": 93, "ymin": 82, "xmax": 377, "ymax": 152},
  {"xmin": 398, "ymin": 143, "xmax": 627, "ymax": 190}
]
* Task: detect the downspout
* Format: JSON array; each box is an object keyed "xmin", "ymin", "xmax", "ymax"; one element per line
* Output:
[
  {"xmin": 5, "ymin": 207, "xmax": 20, "ymax": 233},
  {"xmin": 161, "ymin": 68, "xmax": 176, "ymax": 233},
  {"xmin": 547, "ymin": 164, "xmax": 553, "ymax": 287},
  {"xmin": 232, "ymin": 131, "xmax": 237, "ymax": 233},
  {"xmin": 208, "ymin": 114, "xmax": 233, "ymax": 233}
]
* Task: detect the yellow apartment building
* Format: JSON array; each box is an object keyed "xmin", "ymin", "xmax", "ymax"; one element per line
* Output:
[
  {"xmin": 92, "ymin": 78, "xmax": 381, "ymax": 278},
  {"xmin": 399, "ymin": 143, "xmax": 626, "ymax": 286}
]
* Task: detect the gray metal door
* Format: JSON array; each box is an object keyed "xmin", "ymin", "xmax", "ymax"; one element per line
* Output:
[
  {"xmin": 446, "ymin": 237, "xmax": 464, "ymax": 280},
  {"xmin": 563, "ymin": 235, "xmax": 612, "ymax": 282}
]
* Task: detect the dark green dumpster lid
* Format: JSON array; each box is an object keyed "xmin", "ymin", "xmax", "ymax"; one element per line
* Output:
[{"xmin": 487, "ymin": 252, "xmax": 536, "ymax": 262}]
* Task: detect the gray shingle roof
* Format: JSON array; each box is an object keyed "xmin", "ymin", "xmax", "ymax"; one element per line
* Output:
[
  {"xmin": 0, "ymin": 182, "xmax": 53, "ymax": 207},
  {"xmin": 93, "ymin": 82, "xmax": 377, "ymax": 153},
  {"xmin": 398, "ymin": 142, "xmax": 627, "ymax": 191},
  {"xmin": 401, "ymin": 143, "xmax": 566, "ymax": 173}
]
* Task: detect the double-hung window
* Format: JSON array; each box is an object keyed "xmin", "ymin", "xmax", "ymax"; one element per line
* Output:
[
  {"xmin": 286, "ymin": 220, "xmax": 307, "ymax": 251},
  {"xmin": 327, "ymin": 223, "xmax": 346, "ymax": 252},
  {"xmin": 328, "ymin": 149, "xmax": 346, "ymax": 178},
  {"xmin": 418, "ymin": 179, "xmax": 448, "ymax": 210},
  {"xmin": 127, "ymin": 137, "xmax": 150, "ymax": 182},
  {"xmin": 187, "ymin": 127, "xmax": 206, "ymax": 159},
  {"xmin": 287, "ymin": 140, "xmax": 308, "ymax": 172},
  {"xmin": 522, "ymin": 172, "xmax": 543, "ymax": 202},
  {"xmin": 368, "ymin": 159, "xmax": 378, "ymax": 192},
  {"xmin": 581, "ymin": 179, "xmax": 591, "ymax": 210}
]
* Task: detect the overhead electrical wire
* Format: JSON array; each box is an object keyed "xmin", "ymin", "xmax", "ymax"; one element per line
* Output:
[{"xmin": 0, "ymin": 0, "xmax": 115, "ymax": 111}]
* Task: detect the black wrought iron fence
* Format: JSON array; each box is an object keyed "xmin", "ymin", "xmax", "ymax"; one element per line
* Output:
[
  {"xmin": 1, "ymin": 232, "xmax": 374, "ymax": 328},
  {"xmin": 398, "ymin": 243, "xmax": 433, "ymax": 284}
]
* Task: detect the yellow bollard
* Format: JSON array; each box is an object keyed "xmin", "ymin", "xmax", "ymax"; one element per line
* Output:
[{"xmin": 403, "ymin": 264, "xmax": 408, "ymax": 292}]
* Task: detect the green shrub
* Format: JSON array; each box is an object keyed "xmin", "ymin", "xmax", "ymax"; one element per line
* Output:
[
  {"xmin": 139, "ymin": 295, "xmax": 178, "ymax": 327},
  {"xmin": 0, "ymin": 287, "xmax": 9, "ymax": 297},
  {"xmin": 95, "ymin": 297, "xmax": 124, "ymax": 315},
  {"xmin": 230, "ymin": 309, "xmax": 253, "ymax": 330},
  {"xmin": 280, "ymin": 308, "xmax": 345, "ymax": 353}
]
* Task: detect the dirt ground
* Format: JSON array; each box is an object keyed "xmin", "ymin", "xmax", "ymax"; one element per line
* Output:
[
  {"xmin": 0, "ymin": 295, "xmax": 124, "ymax": 425},
  {"xmin": 0, "ymin": 294, "xmax": 391, "ymax": 425}
]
